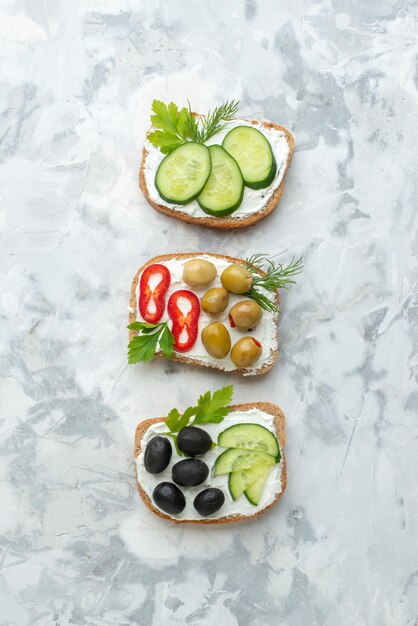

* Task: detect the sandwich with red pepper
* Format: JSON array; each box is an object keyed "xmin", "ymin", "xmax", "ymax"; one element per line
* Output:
[{"xmin": 128, "ymin": 252, "xmax": 302, "ymax": 376}]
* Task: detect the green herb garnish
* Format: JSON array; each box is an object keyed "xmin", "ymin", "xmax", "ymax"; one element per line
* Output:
[
  {"xmin": 244, "ymin": 254, "xmax": 303, "ymax": 313},
  {"xmin": 127, "ymin": 321, "xmax": 174, "ymax": 363},
  {"xmin": 185, "ymin": 100, "xmax": 239, "ymax": 144},
  {"xmin": 165, "ymin": 385, "xmax": 233, "ymax": 432},
  {"xmin": 192, "ymin": 386, "xmax": 234, "ymax": 424},
  {"xmin": 163, "ymin": 386, "xmax": 233, "ymax": 454},
  {"xmin": 148, "ymin": 99, "xmax": 239, "ymax": 153},
  {"xmin": 147, "ymin": 101, "xmax": 192, "ymax": 154},
  {"xmin": 165, "ymin": 406, "xmax": 198, "ymax": 433}
]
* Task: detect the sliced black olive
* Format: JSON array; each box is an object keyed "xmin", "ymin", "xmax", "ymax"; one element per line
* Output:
[
  {"xmin": 194, "ymin": 488, "xmax": 225, "ymax": 516},
  {"xmin": 177, "ymin": 426, "xmax": 212, "ymax": 456},
  {"xmin": 144, "ymin": 436, "xmax": 172, "ymax": 474},
  {"xmin": 153, "ymin": 482, "xmax": 185, "ymax": 515},
  {"xmin": 172, "ymin": 458, "xmax": 209, "ymax": 487}
]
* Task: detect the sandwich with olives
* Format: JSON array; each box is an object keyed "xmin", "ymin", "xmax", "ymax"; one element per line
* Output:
[
  {"xmin": 134, "ymin": 386, "xmax": 287, "ymax": 524},
  {"xmin": 139, "ymin": 99, "xmax": 294, "ymax": 229},
  {"xmin": 128, "ymin": 252, "xmax": 302, "ymax": 376}
]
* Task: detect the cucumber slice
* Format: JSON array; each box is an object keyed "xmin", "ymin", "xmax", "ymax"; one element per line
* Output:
[
  {"xmin": 197, "ymin": 145, "xmax": 244, "ymax": 216},
  {"xmin": 245, "ymin": 469, "xmax": 272, "ymax": 506},
  {"xmin": 155, "ymin": 142, "xmax": 211, "ymax": 204},
  {"xmin": 229, "ymin": 464, "xmax": 272, "ymax": 500},
  {"xmin": 222, "ymin": 126, "xmax": 276, "ymax": 190},
  {"xmin": 213, "ymin": 448, "xmax": 276, "ymax": 476},
  {"xmin": 218, "ymin": 423, "xmax": 280, "ymax": 459}
]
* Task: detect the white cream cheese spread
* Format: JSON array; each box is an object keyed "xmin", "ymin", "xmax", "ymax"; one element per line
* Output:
[
  {"xmin": 143, "ymin": 119, "xmax": 290, "ymax": 219},
  {"xmin": 136, "ymin": 408, "xmax": 284, "ymax": 521},
  {"xmin": 135, "ymin": 255, "xmax": 278, "ymax": 375}
]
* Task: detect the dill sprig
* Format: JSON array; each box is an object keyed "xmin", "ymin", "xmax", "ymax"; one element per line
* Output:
[
  {"xmin": 247, "ymin": 254, "xmax": 304, "ymax": 290},
  {"xmin": 244, "ymin": 255, "xmax": 303, "ymax": 313},
  {"xmin": 244, "ymin": 289, "xmax": 278, "ymax": 313},
  {"xmin": 186, "ymin": 100, "xmax": 239, "ymax": 143}
]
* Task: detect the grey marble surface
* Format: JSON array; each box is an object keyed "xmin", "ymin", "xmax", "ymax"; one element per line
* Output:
[{"xmin": 1, "ymin": 1, "xmax": 417, "ymax": 624}]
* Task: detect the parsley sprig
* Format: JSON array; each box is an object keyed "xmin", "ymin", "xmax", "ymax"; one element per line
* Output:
[
  {"xmin": 148, "ymin": 99, "xmax": 239, "ymax": 154},
  {"xmin": 163, "ymin": 386, "xmax": 233, "ymax": 455},
  {"xmin": 166, "ymin": 385, "xmax": 233, "ymax": 432},
  {"xmin": 148, "ymin": 101, "xmax": 191, "ymax": 154},
  {"xmin": 127, "ymin": 321, "xmax": 174, "ymax": 363},
  {"xmin": 244, "ymin": 255, "xmax": 303, "ymax": 313}
]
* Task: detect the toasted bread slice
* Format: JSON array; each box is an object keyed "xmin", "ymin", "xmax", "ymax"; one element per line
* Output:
[
  {"xmin": 134, "ymin": 402, "xmax": 286, "ymax": 524},
  {"xmin": 139, "ymin": 119, "xmax": 294, "ymax": 230},
  {"xmin": 129, "ymin": 253, "xmax": 279, "ymax": 376}
]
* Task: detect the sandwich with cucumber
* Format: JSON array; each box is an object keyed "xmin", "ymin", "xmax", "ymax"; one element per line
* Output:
[
  {"xmin": 139, "ymin": 99, "xmax": 294, "ymax": 229},
  {"xmin": 134, "ymin": 386, "xmax": 287, "ymax": 524},
  {"xmin": 128, "ymin": 252, "xmax": 302, "ymax": 376}
]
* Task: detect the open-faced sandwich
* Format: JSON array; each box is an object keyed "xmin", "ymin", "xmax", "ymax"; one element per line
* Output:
[
  {"xmin": 135, "ymin": 386, "xmax": 286, "ymax": 524},
  {"xmin": 128, "ymin": 252, "xmax": 302, "ymax": 376},
  {"xmin": 139, "ymin": 100, "xmax": 294, "ymax": 229}
]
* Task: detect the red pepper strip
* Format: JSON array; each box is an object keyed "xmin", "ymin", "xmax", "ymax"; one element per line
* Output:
[
  {"xmin": 167, "ymin": 290, "xmax": 200, "ymax": 352},
  {"xmin": 139, "ymin": 264, "xmax": 171, "ymax": 323}
]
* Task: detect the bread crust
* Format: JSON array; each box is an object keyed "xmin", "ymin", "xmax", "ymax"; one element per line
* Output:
[
  {"xmin": 139, "ymin": 119, "xmax": 294, "ymax": 230},
  {"xmin": 134, "ymin": 402, "xmax": 287, "ymax": 525},
  {"xmin": 128, "ymin": 252, "xmax": 279, "ymax": 375}
]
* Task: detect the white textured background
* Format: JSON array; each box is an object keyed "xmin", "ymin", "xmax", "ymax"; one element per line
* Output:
[{"xmin": 0, "ymin": 1, "xmax": 417, "ymax": 624}]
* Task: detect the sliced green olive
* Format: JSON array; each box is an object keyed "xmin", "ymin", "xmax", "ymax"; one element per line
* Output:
[
  {"xmin": 182, "ymin": 259, "xmax": 217, "ymax": 287},
  {"xmin": 231, "ymin": 336, "xmax": 262, "ymax": 368},
  {"xmin": 201, "ymin": 288, "xmax": 229, "ymax": 315},
  {"xmin": 229, "ymin": 300, "xmax": 262, "ymax": 330},
  {"xmin": 221, "ymin": 264, "xmax": 253, "ymax": 294},
  {"xmin": 201, "ymin": 322, "xmax": 231, "ymax": 359}
]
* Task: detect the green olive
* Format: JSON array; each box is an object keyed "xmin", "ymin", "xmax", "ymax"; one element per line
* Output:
[
  {"xmin": 201, "ymin": 322, "xmax": 231, "ymax": 359},
  {"xmin": 201, "ymin": 288, "xmax": 229, "ymax": 315},
  {"xmin": 231, "ymin": 336, "xmax": 262, "ymax": 368},
  {"xmin": 182, "ymin": 259, "xmax": 217, "ymax": 287},
  {"xmin": 229, "ymin": 300, "xmax": 262, "ymax": 330},
  {"xmin": 221, "ymin": 264, "xmax": 253, "ymax": 294}
]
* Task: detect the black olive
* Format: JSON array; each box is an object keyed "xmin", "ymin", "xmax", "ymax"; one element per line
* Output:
[
  {"xmin": 177, "ymin": 426, "xmax": 212, "ymax": 456},
  {"xmin": 172, "ymin": 458, "xmax": 209, "ymax": 487},
  {"xmin": 153, "ymin": 482, "xmax": 185, "ymax": 515},
  {"xmin": 144, "ymin": 436, "xmax": 172, "ymax": 474},
  {"xmin": 194, "ymin": 488, "xmax": 225, "ymax": 516}
]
